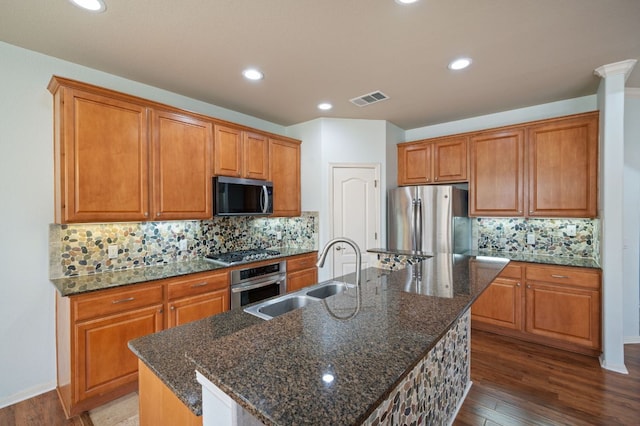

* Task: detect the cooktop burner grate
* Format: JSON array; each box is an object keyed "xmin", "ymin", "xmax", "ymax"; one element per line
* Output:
[{"xmin": 204, "ymin": 249, "xmax": 281, "ymax": 265}]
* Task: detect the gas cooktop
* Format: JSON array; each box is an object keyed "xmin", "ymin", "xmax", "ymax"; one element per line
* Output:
[{"xmin": 204, "ymin": 249, "xmax": 281, "ymax": 266}]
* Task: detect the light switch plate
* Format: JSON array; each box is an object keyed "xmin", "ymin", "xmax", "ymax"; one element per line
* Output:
[
  {"xmin": 566, "ymin": 225, "xmax": 577, "ymax": 237},
  {"xmin": 108, "ymin": 245, "xmax": 118, "ymax": 259},
  {"xmin": 526, "ymin": 233, "xmax": 536, "ymax": 245},
  {"xmin": 179, "ymin": 239, "xmax": 188, "ymax": 251}
]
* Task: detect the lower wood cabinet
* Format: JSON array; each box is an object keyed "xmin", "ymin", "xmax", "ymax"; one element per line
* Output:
[
  {"xmin": 138, "ymin": 361, "xmax": 202, "ymax": 426},
  {"xmin": 471, "ymin": 262, "xmax": 601, "ymax": 356},
  {"xmin": 56, "ymin": 270, "xmax": 229, "ymax": 417},
  {"xmin": 286, "ymin": 252, "xmax": 318, "ymax": 293}
]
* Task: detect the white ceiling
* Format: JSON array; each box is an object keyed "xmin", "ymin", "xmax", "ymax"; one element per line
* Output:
[{"xmin": 1, "ymin": 0, "xmax": 639, "ymax": 130}]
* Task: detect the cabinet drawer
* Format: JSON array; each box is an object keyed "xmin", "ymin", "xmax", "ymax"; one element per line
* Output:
[
  {"xmin": 525, "ymin": 265, "xmax": 600, "ymax": 289},
  {"xmin": 167, "ymin": 271, "xmax": 229, "ymax": 300},
  {"xmin": 498, "ymin": 263, "xmax": 523, "ymax": 280},
  {"xmin": 287, "ymin": 253, "xmax": 318, "ymax": 272},
  {"xmin": 73, "ymin": 283, "xmax": 164, "ymax": 322}
]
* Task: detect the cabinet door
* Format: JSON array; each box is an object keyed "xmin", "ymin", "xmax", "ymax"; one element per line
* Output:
[
  {"xmin": 152, "ymin": 110, "xmax": 213, "ymax": 220},
  {"xmin": 433, "ymin": 137, "xmax": 468, "ymax": 183},
  {"xmin": 75, "ymin": 305, "xmax": 163, "ymax": 403},
  {"xmin": 287, "ymin": 268, "xmax": 318, "ymax": 293},
  {"xmin": 167, "ymin": 289, "xmax": 229, "ymax": 328},
  {"xmin": 398, "ymin": 142, "xmax": 432, "ymax": 185},
  {"xmin": 243, "ymin": 132, "xmax": 269, "ymax": 180},
  {"xmin": 60, "ymin": 88, "xmax": 150, "ymax": 223},
  {"xmin": 269, "ymin": 138, "xmax": 301, "ymax": 216},
  {"xmin": 214, "ymin": 124, "xmax": 243, "ymax": 177},
  {"xmin": 471, "ymin": 278, "xmax": 522, "ymax": 330},
  {"xmin": 470, "ymin": 129, "xmax": 525, "ymax": 217},
  {"xmin": 525, "ymin": 282, "xmax": 600, "ymax": 350},
  {"xmin": 527, "ymin": 113, "xmax": 598, "ymax": 218}
]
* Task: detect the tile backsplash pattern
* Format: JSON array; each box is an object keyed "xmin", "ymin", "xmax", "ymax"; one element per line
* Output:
[
  {"xmin": 50, "ymin": 212, "xmax": 318, "ymax": 278},
  {"xmin": 473, "ymin": 218, "xmax": 599, "ymax": 260}
]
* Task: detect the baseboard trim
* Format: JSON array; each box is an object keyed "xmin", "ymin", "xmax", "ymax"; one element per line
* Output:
[
  {"xmin": 0, "ymin": 381, "xmax": 57, "ymax": 410},
  {"xmin": 624, "ymin": 336, "xmax": 640, "ymax": 344},
  {"xmin": 448, "ymin": 380, "xmax": 472, "ymax": 426}
]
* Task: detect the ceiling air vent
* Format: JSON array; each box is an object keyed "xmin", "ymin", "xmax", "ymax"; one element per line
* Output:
[{"xmin": 350, "ymin": 91, "xmax": 389, "ymax": 107}]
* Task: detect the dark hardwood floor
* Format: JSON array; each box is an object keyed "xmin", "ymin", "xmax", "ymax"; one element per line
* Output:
[
  {"xmin": 1, "ymin": 331, "xmax": 638, "ymax": 425},
  {"xmin": 455, "ymin": 330, "xmax": 640, "ymax": 426},
  {"xmin": 0, "ymin": 390, "xmax": 91, "ymax": 426}
]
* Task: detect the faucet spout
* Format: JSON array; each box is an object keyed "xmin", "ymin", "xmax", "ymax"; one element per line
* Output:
[{"xmin": 316, "ymin": 237, "xmax": 362, "ymax": 287}]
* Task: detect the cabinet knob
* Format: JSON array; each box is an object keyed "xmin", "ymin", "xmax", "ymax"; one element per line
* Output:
[
  {"xmin": 527, "ymin": 285, "xmax": 531, "ymax": 289},
  {"xmin": 516, "ymin": 282, "xmax": 521, "ymax": 287},
  {"xmin": 144, "ymin": 212, "xmax": 149, "ymax": 217},
  {"xmin": 157, "ymin": 212, "xmax": 161, "ymax": 217},
  {"xmin": 434, "ymin": 177, "xmax": 439, "ymax": 181},
  {"xmin": 170, "ymin": 305, "xmax": 175, "ymax": 310},
  {"xmin": 529, "ymin": 210, "xmax": 534, "ymax": 214},
  {"xmin": 158, "ymin": 309, "xmax": 163, "ymax": 314}
]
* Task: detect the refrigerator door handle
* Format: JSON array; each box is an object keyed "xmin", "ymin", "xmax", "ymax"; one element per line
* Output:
[{"xmin": 412, "ymin": 197, "xmax": 422, "ymax": 252}]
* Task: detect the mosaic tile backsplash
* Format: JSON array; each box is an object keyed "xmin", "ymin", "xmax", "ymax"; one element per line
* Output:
[
  {"xmin": 473, "ymin": 217, "xmax": 599, "ymax": 260},
  {"xmin": 50, "ymin": 212, "xmax": 318, "ymax": 278}
]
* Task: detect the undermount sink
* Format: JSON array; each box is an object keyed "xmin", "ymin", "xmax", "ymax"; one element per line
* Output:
[
  {"xmin": 304, "ymin": 281, "xmax": 348, "ymax": 299},
  {"xmin": 244, "ymin": 281, "xmax": 354, "ymax": 320}
]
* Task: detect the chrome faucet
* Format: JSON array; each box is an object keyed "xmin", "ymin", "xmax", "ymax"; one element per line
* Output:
[{"xmin": 316, "ymin": 237, "xmax": 362, "ymax": 287}]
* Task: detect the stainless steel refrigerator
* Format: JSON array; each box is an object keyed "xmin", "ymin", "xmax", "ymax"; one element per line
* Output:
[{"xmin": 387, "ymin": 185, "xmax": 470, "ymax": 254}]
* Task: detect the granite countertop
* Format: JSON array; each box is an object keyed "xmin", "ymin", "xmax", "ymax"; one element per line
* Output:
[
  {"xmin": 50, "ymin": 247, "xmax": 316, "ymax": 297},
  {"xmin": 469, "ymin": 249, "xmax": 600, "ymax": 269},
  {"xmin": 129, "ymin": 253, "xmax": 509, "ymax": 424}
]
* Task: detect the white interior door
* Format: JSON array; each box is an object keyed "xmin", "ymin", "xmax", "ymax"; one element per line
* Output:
[{"xmin": 331, "ymin": 164, "xmax": 380, "ymax": 279}]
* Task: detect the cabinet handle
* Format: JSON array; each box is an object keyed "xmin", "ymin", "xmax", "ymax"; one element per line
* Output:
[
  {"xmin": 529, "ymin": 210, "xmax": 534, "ymax": 214},
  {"xmin": 435, "ymin": 176, "xmax": 439, "ymax": 181},
  {"xmin": 112, "ymin": 297, "xmax": 135, "ymax": 304},
  {"xmin": 157, "ymin": 212, "xmax": 161, "ymax": 217},
  {"xmin": 527, "ymin": 285, "xmax": 531, "ymax": 289},
  {"xmin": 144, "ymin": 212, "xmax": 149, "ymax": 217},
  {"xmin": 518, "ymin": 210, "xmax": 522, "ymax": 214},
  {"xmin": 158, "ymin": 308, "xmax": 163, "ymax": 314},
  {"xmin": 190, "ymin": 282, "xmax": 208, "ymax": 288},
  {"xmin": 516, "ymin": 282, "xmax": 521, "ymax": 287},
  {"xmin": 170, "ymin": 305, "xmax": 175, "ymax": 310},
  {"xmin": 551, "ymin": 274, "xmax": 569, "ymax": 279}
]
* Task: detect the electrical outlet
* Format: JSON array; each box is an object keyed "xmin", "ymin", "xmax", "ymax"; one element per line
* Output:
[
  {"xmin": 179, "ymin": 239, "xmax": 188, "ymax": 251},
  {"xmin": 566, "ymin": 224, "xmax": 577, "ymax": 237},
  {"xmin": 526, "ymin": 233, "xmax": 536, "ymax": 245},
  {"xmin": 108, "ymin": 245, "xmax": 118, "ymax": 259},
  {"xmin": 276, "ymin": 231, "xmax": 282, "ymax": 239}
]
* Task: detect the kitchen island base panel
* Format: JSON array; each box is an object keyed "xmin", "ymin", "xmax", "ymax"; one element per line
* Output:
[
  {"xmin": 197, "ymin": 310, "xmax": 471, "ymax": 426},
  {"xmin": 362, "ymin": 310, "xmax": 471, "ymax": 426}
]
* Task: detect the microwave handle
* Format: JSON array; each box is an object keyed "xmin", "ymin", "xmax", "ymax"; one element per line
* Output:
[{"xmin": 261, "ymin": 185, "xmax": 268, "ymax": 213}]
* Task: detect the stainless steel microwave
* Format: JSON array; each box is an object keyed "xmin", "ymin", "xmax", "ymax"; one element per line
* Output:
[{"xmin": 213, "ymin": 176, "xmax": 273, "ymax": 216}]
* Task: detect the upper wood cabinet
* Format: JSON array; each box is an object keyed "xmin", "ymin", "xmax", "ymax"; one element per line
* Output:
[
  {"xmin": 527, "ymin": 114, "xmax": 598, "ymax": 217},
  {"xmin": 152, "ymin": 109, "xmax": 213, "ymax": 220},
  {"xmin": 398, "ymin": 136, "xmax": 468, "ymax": 185},
  {"xmin": 468, "ymin": 111, "xmax": 598, "ymax": 218},
  {"xmin": 213, "ymin": 125, "xmax": 269, "ymax": 180},
  {"xmin": 470, "ymin": 129, "xmax": 525, "ymax": 217},
  {"xmin": 49, "ymin": 80, "xmax": 150, "ymax": 223},
  {"xmin": 269, "ymin": 137, "xmax": 301, "ymax": 216},
  {"xmin": 48, "ymin": 76, "xmax": 215, "ymax": 224}
]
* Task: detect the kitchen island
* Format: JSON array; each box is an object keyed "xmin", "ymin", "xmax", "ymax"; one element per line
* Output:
[{"xmin": 129, "ymin": 253, "xmax": 508, "ymax": 425}]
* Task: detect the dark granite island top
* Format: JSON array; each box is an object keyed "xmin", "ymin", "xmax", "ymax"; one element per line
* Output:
[{"xmin": 131, "ymin": 253, "xmax": 508, "ymax": 425}]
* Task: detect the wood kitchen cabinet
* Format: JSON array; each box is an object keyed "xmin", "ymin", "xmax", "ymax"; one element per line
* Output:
[
  {"xmin": 472, "ymin": 262, "xmax": 523, "ymax": 330},
  {"xmin": 269, "ymin": 137, "xmax": 301, "ymax": 216},
  {"xmin": 471, "ymin": 262, "xmax": 601, "ymax": 356},
  {"xmin": 48, "ymin": 77, "xmax": 150, "ymax": 223},
  {"xmin": 397, "ymin": 136, "xmax": 468, "ymax": 185},
  {"xmin": 467, "ymin": 111, "xmax": 598, "ymax": 218},
  {"xmin": 469, "ymin": 128, "xmax": 525, "ymax": 217},
  {"xmin": 56, "ymin": 282, "xmax": 164, "ymax": 417},
  {"xmin": 56, "ymin": 270, "xmax": 230, "ymax": 417},
  {"xmin": 527, "ymin": 113, "xmax": 598, "ymax": 217},
  {"xmin": 214, "ymin": 125, "xmax": 269, "ymax": 180},
  {"xmin": 286, "ymin": 252, "xmax": 318, "ymax": 293},
  {"xmin": 152, "ymin": 109, "xmax": 213, "ymax": 220},
  {"xmin": 166, "ymin": 270, "xmax": 229, "ymax": 328},
  {"xmin": 48, "ymin": 76, "xmax": 216, "ymax": 224}
]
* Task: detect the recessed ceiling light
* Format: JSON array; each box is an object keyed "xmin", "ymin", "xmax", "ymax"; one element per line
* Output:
[
  {"xmin": 395, "ymin": 0, "xmax": 419, "ymax": 4},
  {"xmin": 448, "ymin": 58, "xmax": 472, "ymax": 70},
  {"xmin": 318, "ymin": 103, "xmax": 333, "ymax": 111},
  {"xmin": 242, "ymin": 68, "xmax": 264, "ymax": 81},
  {"xmin": 69, "ymin": 0, "xmax": 106, "ymax": 12}
]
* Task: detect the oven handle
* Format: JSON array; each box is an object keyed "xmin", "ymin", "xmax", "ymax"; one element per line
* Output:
[{"xmin": 230, "ymin": 275, "xmax": 286, "ymax": 293}]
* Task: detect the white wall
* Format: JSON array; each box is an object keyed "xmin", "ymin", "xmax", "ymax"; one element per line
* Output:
[
  {"xmin": 0, "ymin": 41, "xmax": 287, "ymax": 408},
  {"xmin": 624, "ymin": 89, "xmax": 640, "ymax": 342},
  {"xmin": 405, "ymin": 95, "xmax": 597, "ymax": 140},
  {"xmin": 288, "ymin": 118, "xmax": 389, "ymax": 281}
]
